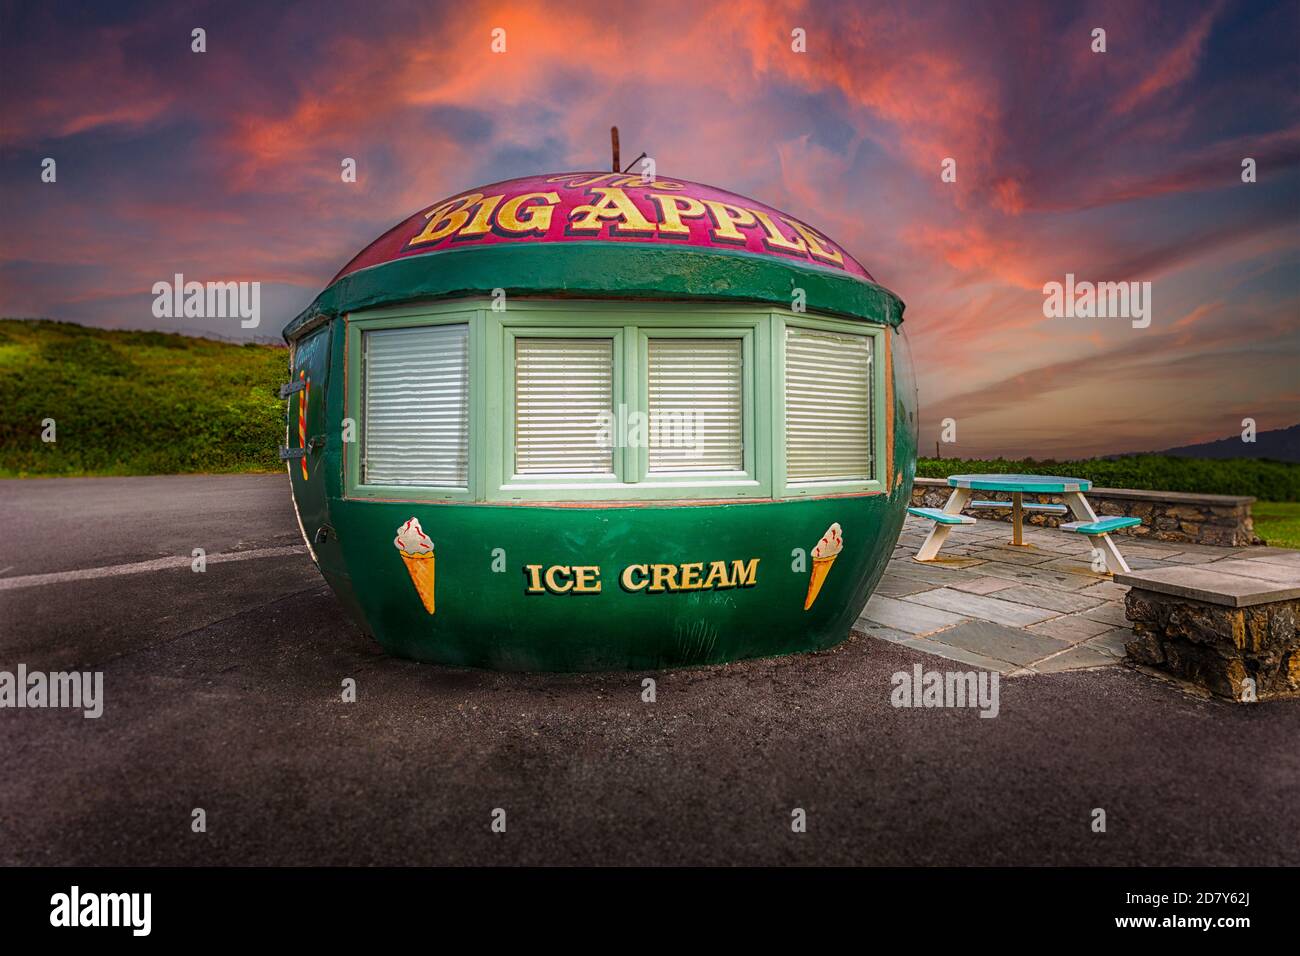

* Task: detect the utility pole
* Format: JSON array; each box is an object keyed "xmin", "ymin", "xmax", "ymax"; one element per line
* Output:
[{"xmin": 610, "ymin": 127, "xmax": 620, "ymax": 173}]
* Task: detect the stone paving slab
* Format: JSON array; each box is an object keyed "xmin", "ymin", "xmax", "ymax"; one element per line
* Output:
[
  {"xmin": 1162, "ymin": 552, "xmax": 1223, "ymax": 565},
  {"xmin": 1206, "ymin": 559, "xmax": 1300, "ymax": 584},
  {"xmin": 1114, "ymin": 564, "xmax": 1300, "ymax": 606},
  {"xmin": 1039, "ymin": 556, "xmax": 1110, "ymax": 577},
  {"xmin": 913, "ymin": 555, "xmax": 990, "ymax": 570},
  {"xmin": 1083, "ymin": 628, "xmax": 1131, "ymax": 658},
  {"xmin": 1078, "ymin": 580, "xmax": 1128, "ymax": 600},
  {"xmin": 904, "ymin": 587, "xmax": 1059, "ymax": 627},
  {"xmin": 948, "ymin": 576, "xmax": 1016, "ymax": 595},
  {"xmin": 890, "ymin": 516, "xmax": 1299, "ymax": 678},
  {"xmin": 873, "ymin": 573, "xmax": 940, "ymax": 598},
  {"xmin": 966, "ymin": 545, "xmax": 1059, "ymax": 566},
  {"xmin": 975, "ymin": 561, "xmax": 1101, "ymax": 591},
  {"xmin": 859, "ymin": 594, "xmax": 968, "ymax": 635},
  {"xmin": 1074, "ymin": 602, "xmax": 1130, "ymax": 627},
  {"xmin": 987, "ymin": 583, "xmax": 1104, "ymax": 614},
  {"xmin": 890, "ymin": 563, "xmax": 977, "ymax": 586},
  {"xmin": 1033, "ymin": 644, "xmax": 1116, "ymax": 673},
  {"xmin": 927, "ymin": 619, "xmax": 1071, "ymax": 667},
  {"xmin": 897, "ymin": 635, "xmax": 1022, "ymax": 674},
  {"xmin": 1025, "ymin": 613, "xmax": 1116, "ymax": 642},
  {"xmin": 849, "ymin": 619, "xmax": 915, "ymax": 644}
]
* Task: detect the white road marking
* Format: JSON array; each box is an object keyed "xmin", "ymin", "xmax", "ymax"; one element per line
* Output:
[{"xmin": 0, "ymin": 546, "xmax": 309, "ymax": 592}]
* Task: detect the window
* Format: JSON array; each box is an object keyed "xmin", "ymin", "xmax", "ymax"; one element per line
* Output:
[
  {"xmin": 362, "ymin": 323, "xmax": 469, "ymax": 486},
  {"xmin": 785, "ymin": 325, "xmax": 872, "ymax": 482},
  {"xmin": 346, "ymin": 300, "xmax": 883, "ymax": 502},
  {"xmin": 647, "ymin": 338, "xmax": 743, "ymax": 473},
  {"xmin": 514, "ymin": 336, "xmax": 614, "ymax": 476}
]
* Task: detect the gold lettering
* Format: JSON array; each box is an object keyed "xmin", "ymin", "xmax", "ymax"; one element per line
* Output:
[
  {"xmin": 547, "ymin": 173, "xmax": 619, "ymax": 188},
  {"xmin": 780, "ymin": 217, "xmax": 844, "ymax": 265},
  {"xmin": 729, "ymin": 558, "xmax": 760, "ymax": 587},
  {"xmin": 496, "ymin": 191, "xmax": 560, "ymax": 234},
  {"xmin": 544, "ymin": 565, "xmax": 574, "ymax": 593},
  {"xmin": 621, "ymin": 564, "xmax": 649, "ymax": 592},
  {"xmin": 702, "ymin": 200, "xmax": 758, "ymax": 242},
  {"xmin": 572, "ymin": 565, "xmax": 602, "ymax": 593},
  {"xmin": 750, "ymin": 209, "xmax": 808, "ymax": 254},
  {"xmin": 650, "ymin": 193, "xmax": 707, "ymax": 236},
  {"xmin": 568, "ymin": 187, "xmax": 657, "ymax": 235},
  {"xmin": 523, "ymin": 564, "xmax": 545, "ymax": 594},
  {"xmin": 458, "ymin": 194, "xmax": 503, "ymax": 237},
  {"xmin": 648, "ymin": 563, "xmax": 679, "ymax": 593},
  {"xmin": 409, "ymin": 193, "xmax": 483, "ymax": 246},
  {"xmin": 678, "ymin": 562, "xmax": 704, "ymax": 590},
  {"xmin": 702, "ymin": 561, "xmax": 731, "ymax": 589}
]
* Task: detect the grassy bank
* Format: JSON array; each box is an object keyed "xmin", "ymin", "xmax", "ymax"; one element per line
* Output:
[
  {"xmin": 1252, "ymin": 502, "xmax": 1300, "ymax": 549},
  {"xmin": 0, "ymin": 319, "xmax": 287, "ymax": 477}
]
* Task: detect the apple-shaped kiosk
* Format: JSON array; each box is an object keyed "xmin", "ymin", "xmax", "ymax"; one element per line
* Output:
[{"xmin": 282, "ymin": 171, "xmax": 917, "ymax": 670}]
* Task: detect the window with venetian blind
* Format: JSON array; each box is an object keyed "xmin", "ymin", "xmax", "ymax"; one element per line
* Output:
[
  {"xmin": 785, "ymin": 325, "xmax": 873, "ymax": 482},
  {"xmin": 362, "ymin": 323, "xmax": 470, "ymax": 486},
  {"xmin": 646, "ymin": 338, "xmax": 744, "ymax": 473},
  {"xmin": 513, "ymin": 337, "xmax": 615, "ymax": 476}
]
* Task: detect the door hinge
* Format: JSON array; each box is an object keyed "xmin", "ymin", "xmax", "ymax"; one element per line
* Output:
[{"xmin": 279, "ymin": 380, "xmax": 306, "ymax": 398}]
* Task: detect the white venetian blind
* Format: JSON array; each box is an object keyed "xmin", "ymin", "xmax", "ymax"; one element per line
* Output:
[
  {"xmin": 362, "ymin": 324, "xmax": 469, "ymax": 486},
  {"xmin": 514, "ymin": 337, "xmax": 614, "ymax": 476},
  {"xmin": 785, "ymin": 326, "xmax": 872, "ymax": 482},
  {"xmin": 647, "ymin": 338, "xmax": 743, "ymax": 473}
]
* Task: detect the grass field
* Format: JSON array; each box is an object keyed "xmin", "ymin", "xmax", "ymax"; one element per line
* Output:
[
  {"xmin": 0, "ymin": 319, "xmax": 287, "ymax": 477},
  {"xmin": 1252, "ymin": 502, "xmax": 1300, "ymax": 549}
]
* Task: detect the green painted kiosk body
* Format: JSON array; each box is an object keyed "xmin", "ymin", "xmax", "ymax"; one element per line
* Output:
[{"xmin": 282, "ymin": 171, "xmax": 917, "ymax": 671}]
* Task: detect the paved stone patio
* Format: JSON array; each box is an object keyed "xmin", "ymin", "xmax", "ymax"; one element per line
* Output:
[{"xmin": 853, "ymin": 514, "xmax": 1296, "ymax": 676}]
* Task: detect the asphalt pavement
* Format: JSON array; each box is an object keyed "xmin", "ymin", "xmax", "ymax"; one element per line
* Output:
[{"xmin": 1, "ymin": 474, "xmax": 1297, "ymax": 865}]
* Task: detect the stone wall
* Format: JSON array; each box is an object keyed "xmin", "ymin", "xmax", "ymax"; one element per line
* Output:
[
  {"xmin": 909, "ymin": 477, "xmax": 1259, "ymax": 547},
  {"xmin": 1124, "ymin": 588, "xmax": 1300, "ymax": 701}
]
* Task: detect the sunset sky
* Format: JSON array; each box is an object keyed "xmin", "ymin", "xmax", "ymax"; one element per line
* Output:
[{"xmin": 1, "ymin": 0, "xmax": 1296, "ymax": 458}]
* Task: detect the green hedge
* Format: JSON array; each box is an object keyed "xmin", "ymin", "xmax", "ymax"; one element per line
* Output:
[
  {"xmin": 917, "ymin": 456, "xmax": 1300, "ymax": 502},
  {"xmin": 0, "ymin": 319, "xmax": 288, "ymax": 477}
]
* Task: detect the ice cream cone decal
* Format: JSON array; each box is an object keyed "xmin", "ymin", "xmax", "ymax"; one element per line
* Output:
[
  {"xmin": 803, "ymin": 522, "xmax": 843, "ymax": 610},
  {"xmin": 394, "ymin": 517, "xmax": 436, "ymax": 614}
]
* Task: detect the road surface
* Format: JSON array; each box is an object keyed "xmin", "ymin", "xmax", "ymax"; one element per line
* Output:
[{"xmin": 1, "ymin": 474, "xmax": 1297, "ymax": 865}]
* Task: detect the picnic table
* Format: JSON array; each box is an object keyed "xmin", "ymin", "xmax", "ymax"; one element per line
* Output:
[{"xmin": 909, "ymin": 473, "xmax": 1139, "ymax": 573}]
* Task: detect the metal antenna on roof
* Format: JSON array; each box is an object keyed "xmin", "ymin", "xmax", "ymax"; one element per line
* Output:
[{"xmin": 610, "ymin": 127, "xmax": 620, "ymax": 172}]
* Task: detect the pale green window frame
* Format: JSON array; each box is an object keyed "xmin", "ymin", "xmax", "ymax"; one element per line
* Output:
[
  {"xmin": 344, "ymin": 298, "xmax": 883, "ymax": 503},
  {"xmin": 499, "ymin": 325, "xmax": 628, "ymax": 491},
  {"xmin": 344, "ymin": 305, "xmax": 482, "ymax": 502},
  {"xmin": 634, "ymin": 326, "xmax": 763, "ymax": 493},
  {"xmin": 771, "ymin": 311, "xmax": 887, "ymax": 499},
  {"xmin": 483, "ymin": 303, "xmax": 769, "ymax": 501}
]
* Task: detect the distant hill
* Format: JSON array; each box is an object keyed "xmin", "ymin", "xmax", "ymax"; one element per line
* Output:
[{"xmin": 1155, "ymin": 424, "xmax": 1300, "ymax": 464}]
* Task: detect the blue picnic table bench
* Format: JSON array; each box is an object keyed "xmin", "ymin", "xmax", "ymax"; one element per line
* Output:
[{"xmin": 908, "ymin": 473, "xmax": 1140, "ymax": 573}]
